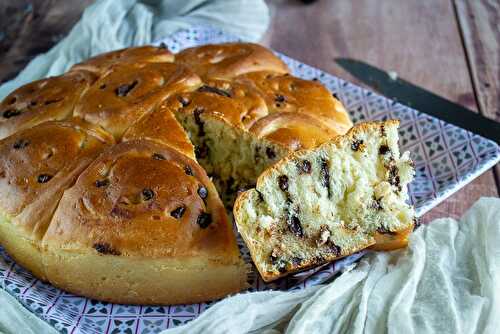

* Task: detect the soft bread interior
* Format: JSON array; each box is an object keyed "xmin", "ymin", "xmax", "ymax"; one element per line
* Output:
[
  {"xmin": 234, "ymin": 121, "xmax": 415, "ymax": 281},
  {"xmin": 175, "ymin": 112, "xmax": 288, "ymax": 203}
]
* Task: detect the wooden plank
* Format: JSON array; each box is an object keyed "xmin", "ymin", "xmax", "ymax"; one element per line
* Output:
[
  {"xmin": 453, "ymin": 0, "xmax": 500, "ymax": 187},
  {"xmin": 265, "ymin": 0, "xmax": 499, "ymax": 224},
  {"xmin": 0, "ymin": 0, "xmax": 92, "ymax": 83}
]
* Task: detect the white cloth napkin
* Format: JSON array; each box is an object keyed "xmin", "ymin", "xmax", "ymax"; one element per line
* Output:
[{"xmin": 164, "ymin": 197, "xmax": 500, "ymax": 334}]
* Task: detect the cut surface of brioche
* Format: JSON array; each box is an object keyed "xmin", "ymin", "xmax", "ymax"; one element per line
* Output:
[
  {"xmin": 166, "ymin": 72, "xmax": 352, "ymax": 204},
  {"xmin": 42, "ymin": 139, "xmax": 247, "ymax": 304},
  {"xmin": 234, "ymin": 120, "xmax": 415, "ymax": 281}
]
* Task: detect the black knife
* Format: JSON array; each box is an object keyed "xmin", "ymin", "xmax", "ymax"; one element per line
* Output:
[{"xmin": 335, "ymin": 58, "xmax": 500, "ymax": 144}]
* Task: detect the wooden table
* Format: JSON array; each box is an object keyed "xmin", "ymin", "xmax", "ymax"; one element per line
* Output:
[{"xmin": 1, "ymin": 0, "xmax": 498, "ymax": 224}]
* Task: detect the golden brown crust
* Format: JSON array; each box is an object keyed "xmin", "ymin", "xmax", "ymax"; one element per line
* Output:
[
  {"xmin": 0, "ymin": 71, "xmax": 97, "ymax": 139},
  {"xmin": 74, "ymin": 62, "xmax": 202, "ymax": 138},
  {"xmin": 236, "ymin": 71, "xmax": 352, "ymax": 135},
  {"xmin": 43, "ymin": 139, "xmax": 237, "ymax": 260},
  {"xmin": 0, "ymin": 119, "xmax": 114, "ymax": 280},
  {"xmin": 175, "ymin": 43, "xmax": 289, "ymax": 79},
  {"xmin": 71, "ymin": 45, "xmax": 174, "ymax": 75},
  {"xmin": 122, "ymin": 103, "xmax": 195, "ymax": 159}
]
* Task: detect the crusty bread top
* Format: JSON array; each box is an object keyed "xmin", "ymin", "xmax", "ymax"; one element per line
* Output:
[
  {"xmin": 0, "ymin": 119, "xmax": 114, "ymax": 237},
  {"xmin": 169, "ymin": 70, "xmax": 353, "ymax": 150},
  {"xmin": 122, "ymin": 102, "xmax": 196, "ymax": 160},
  {"xmin": 236, "ymin": 71, "xmax": 352, "ymax": 134},
  {"xmin": 0, "ymin": 71, "xmax": 97, "ymax": 140},
  {"xmin": 43, "ymin": 139, "xmax": 239, "ymax": 261},
  {"xmin": 73, "ymin": 62, "xmax": 202, "ymax": 138},
  {"xmin": 175, "ymin": 43, "xmax": 290, "ymax": 80},
  {"xmin": 71, "ymin": 45, "xmax": 174, "ymax": 75}
]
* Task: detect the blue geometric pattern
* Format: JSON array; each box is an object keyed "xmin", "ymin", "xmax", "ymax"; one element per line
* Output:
[{"xmin": 1, "ymin": 26, "xmax": 498, "ymax": 334}]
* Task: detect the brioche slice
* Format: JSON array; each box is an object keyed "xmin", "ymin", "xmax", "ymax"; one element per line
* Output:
[
  {"xmin": 234, "ymin": 120, "xmax": 415, "ymax": 282},
  {"xmin": 42, "ymin": 140, "xmax": 247, "ymax": 304}
]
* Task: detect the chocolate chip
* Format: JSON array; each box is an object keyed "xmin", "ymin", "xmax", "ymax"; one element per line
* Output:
[
  {"xmin": 193, "ymin": 107, "xmax": 205, "ymax": 136},
  {"xmin": 270, "ymin": 254, "xmax": 287, "ymax": 273},
  {"xmin": 3, "ymin": 109, "xmax": 21, "ymax": 118},
  {"xmin": 198, "ymin": 185, "xmax": 208, "ymax": 199},
  {"xmin": 380, "ymin": 124, "xmax": 386, "ymax": 137},
  {"xmin": 371, "ymin": 197, "xmax": 383, "ymax": 210},
  {"xmin": 266, "ymin": 147, "xmax": 276, "ymax": 159},
  {"xmin": 7, "ymin": 97, "xmax": 16, "ymax": 105},
  {"xmin": 13, "ymin": 139, "xmax": 29, "ymax": 149},
  {"xmin": 170, "ymin": 206, "xmax": 186, "ymax": 219},
  {"xmin": 177, "ymin": 95, "xmax": 190, "ymax": 107},
  {"xmin": 95, "ymin": 179, "xmax": 109, "ymax": 188},
  {"xmin": 256, "ymin": 190, "xmax": 264, "ymax": 202},
  {"xmin": 379, "ymin": 145, "xmax": 390, "ymax": 155},
  {"xmin": 184, "ymin": 165, "xmax": 194, "ymax": 176},
  {"xmin": 332, "ymin": 93, "xmax": 339, "ymax": 99},
  {"xmin": 278, "ymin": 175, "xmax": 289, "ymax": 192},
  {"xmin": 37, "ymin": 174, "xmax": 52, "ymax": 183},
  {"xmin": 99, "ymin": 84, "xmax": 106, "ymax": 90},
  {"xmin": 196, "ymin": 212, "xmax": 212, "ymax": 228},
  {"xmin": 320, "ymin": 158, "xmax": 331, "ymax": 198},
  {"xmin": 195, "ymin": 143, "xmax": 209, "ymax": 159},
  {"xmin": 388, "ymin": 165, "xmax": 401, "ymax": 191},
  {"xmin": 328, "ymin": 242, "xmax": 342, "ymax": 256},
  {"xmin": 351, "ymin": 139, "xmax": 364, "ymax": 151},
  {"xmin": 298, "ymin": 160, "xmax": 312, "ymax": 174},
  {"xmin": 197, "ymin": 85, "xmax": 231, "ymax": 98},
  {"xmin": 275, "ymin": 94, "xmax": 286, "ymax": 103},
  {"xmin": 93, "ymin": 242, "xmax": 121, "ymax": 256},
  {"xmin": 115, "ymin": 80, "xmax": 138, "ymax": 97},
  {"xmin": 30, "ymin": 101, "xmax": 37, "ymax": 107},
  {"xmin": 287, "ymin": 215, "xmax": 304, "ymax": 237},
  {"xmin": 152, "ymin": 153, "xmax": 166, "ymax": 160},
  {"xmin": 159, "ymin": 42, "xmax": 168, "ymax": 49},
  {"xmin": 141, "ymin": 188, "xmax": 154, "ymax": 201}
]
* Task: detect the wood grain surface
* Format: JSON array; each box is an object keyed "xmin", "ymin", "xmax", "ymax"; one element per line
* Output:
[
  {"xmin": 265, "ymin": 0, "xmax": 499, "ymax": 224},
  {"xmin": 454, "ymin": 0, "xmax": 500, "ymax": 186},
  {"xmin": 0, "ymin": 0, "xmax": 498, "ymax": 224}
]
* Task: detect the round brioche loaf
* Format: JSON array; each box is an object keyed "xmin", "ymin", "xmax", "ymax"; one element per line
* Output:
[{"xmin": 0, "ymin": 42, "xmax": 410, "ymax": 304}]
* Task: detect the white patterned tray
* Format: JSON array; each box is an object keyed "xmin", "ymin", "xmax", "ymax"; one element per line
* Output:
[{"xmin": 1, "ymin": 26, "xmax": 499, "ymax": 334}]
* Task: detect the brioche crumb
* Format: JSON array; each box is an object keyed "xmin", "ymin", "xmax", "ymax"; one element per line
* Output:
[{"xmin": 234, "ymin": 121, "xmax": 415, "ymax": 281}]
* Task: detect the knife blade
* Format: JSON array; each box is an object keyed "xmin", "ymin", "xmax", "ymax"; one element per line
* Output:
[{"xmin": 335, "ymin": 58, "xmax": 500, "ymax": 144}]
